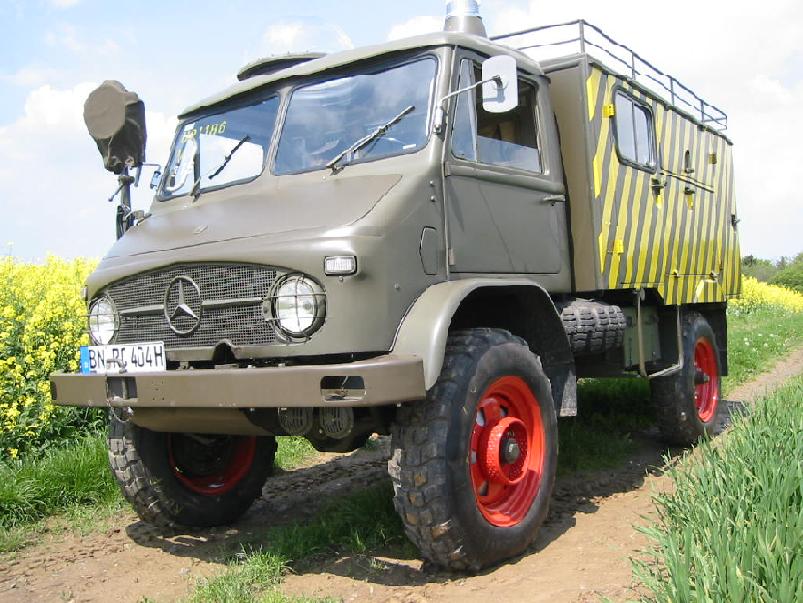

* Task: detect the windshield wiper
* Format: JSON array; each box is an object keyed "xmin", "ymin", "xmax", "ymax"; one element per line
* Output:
[
  {"xmin": 326, "ymin": 105, "xmax": 415, "ymax": 173},
  {"xmin": 208, "ymin": 135, "xmax": 251, "ymax": 180},
  {"xmin": 191, "ymin": 134, "xmax": 251, "ymax": 201}
]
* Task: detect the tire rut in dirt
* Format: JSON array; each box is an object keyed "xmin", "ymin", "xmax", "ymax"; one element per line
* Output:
[{"xmin": 251, "ymin": 441, "xmax": 392, "ymax": 524}]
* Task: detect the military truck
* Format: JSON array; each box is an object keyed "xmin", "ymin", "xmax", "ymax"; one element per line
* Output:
[{"xmin": 51, "ymin": 0, "xmax": 740, "ymax": 571}]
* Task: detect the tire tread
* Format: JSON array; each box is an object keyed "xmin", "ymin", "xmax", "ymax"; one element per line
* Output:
[
  {"xmin": 650, "ymin": 311, "xmax": 722, "ymax": 446},
  {"xmin": 107, "ymin": 415, "xmax": 276, "ymax": 528},
  {"xmin": 389, "ymin": 328, "xmax": 546, "ymax": 571}
]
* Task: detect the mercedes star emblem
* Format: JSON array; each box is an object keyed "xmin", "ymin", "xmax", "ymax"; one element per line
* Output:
[{"xmin": 163, "ymin": 276, "xmax": 202, "ymax": 336}]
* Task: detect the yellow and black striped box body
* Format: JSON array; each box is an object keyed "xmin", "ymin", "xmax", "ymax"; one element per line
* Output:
[{"xmin": 545, "ymin": 56, "xmax": 740, "ymax": 305}]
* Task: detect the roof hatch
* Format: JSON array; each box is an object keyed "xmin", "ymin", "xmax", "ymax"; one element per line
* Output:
[{"xmin": 237, "ymin": 52, "xmax": 327, "ymax": 81}]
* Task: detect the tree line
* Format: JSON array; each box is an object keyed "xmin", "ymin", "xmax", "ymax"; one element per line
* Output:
[{"xmin": 742, "ymin": 252, "xmax": 803, "ymax": 293}]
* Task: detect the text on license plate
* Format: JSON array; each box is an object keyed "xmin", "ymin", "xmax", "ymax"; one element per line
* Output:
[{"xmin": 80, "ymin": 342, "xmax": 166, "ymax": 374}]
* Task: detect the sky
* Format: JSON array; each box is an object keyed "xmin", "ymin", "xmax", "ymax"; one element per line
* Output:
[{"xmin": 0, "ymin": 0, "xmax": 801, "ymax": 261}]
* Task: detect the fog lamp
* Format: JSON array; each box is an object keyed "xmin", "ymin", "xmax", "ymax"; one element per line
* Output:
[
  {"xmin": 268, "ymin": 274, "xmax": 325, "ymax": 339},
  {"xmin": 88, "ymin": 296, "xmax": 118, "ymax": 345}
]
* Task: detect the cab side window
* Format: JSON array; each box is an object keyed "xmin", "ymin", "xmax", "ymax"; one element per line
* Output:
[
  {"xmin": 451, "ymin": 60, "xmax": 478, "ymax": 162},
  {"xmin": 614, "ymin": 91, "xmax": 656, "ymax": 168},
  {"xmin": 451, "ymin": 59, "xmax": 542, "ymax": 173}
]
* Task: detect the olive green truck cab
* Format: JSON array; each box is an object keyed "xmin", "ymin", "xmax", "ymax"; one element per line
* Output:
[{"xmin": 51, "ymin": 2, "xmax": 740, "ymax": 570}]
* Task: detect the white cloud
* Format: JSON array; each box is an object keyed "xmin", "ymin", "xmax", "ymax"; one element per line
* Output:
[
  {"xmin": 0, "ymin": 82, "xmax": 176, "ymax": 260},
  {"xmin": 257, "ymin": 19, "xmax": 353, "ymax": 57},
  {"xmin": 386, "ymin": 16, "xmax": 443, "ymax": 41},
  {"xmin": 262, "ymin": 23, "xmax": 304, "ymax": 51},
  {"xmin": 44, "ymin": 23, "xmax": 119, "ymax": 55},
  {"xmin": 49, "ymin": 0, "xmax": 81, "ymax": 7},
  {"xmin": 0, "ymin": 66, "xmax": 61, "ymax": 87},
  {"xmin": 483, "ymin": 0, "xmax": 803, "ymax": 258},
  {"xmin": 144, "ymin": 110, "xmax": 178, "ymax": 166},
  {"xmin": 18, "ymin": 81, "xmax": 96, "ymax": 128}
]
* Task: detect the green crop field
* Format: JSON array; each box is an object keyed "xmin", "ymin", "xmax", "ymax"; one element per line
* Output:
[{"xmin": 635, "ymin": 376, "xmax": 803, "ymax": 602}]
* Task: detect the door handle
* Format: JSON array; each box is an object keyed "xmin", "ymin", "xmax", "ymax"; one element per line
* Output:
[{"xmin": 541, "ymin": 195, "xmax": 566, "ymax": 206}]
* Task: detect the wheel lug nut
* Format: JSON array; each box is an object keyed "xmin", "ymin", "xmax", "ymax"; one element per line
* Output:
[{"xmin": 501, "ymin": 437, "xmax": 520, "ymax": 464}]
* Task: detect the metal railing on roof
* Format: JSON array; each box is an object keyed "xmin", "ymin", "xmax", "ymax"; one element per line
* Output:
[{"xmin": 492, "ymin": 20, "xmax": 728, "ymax": 131}]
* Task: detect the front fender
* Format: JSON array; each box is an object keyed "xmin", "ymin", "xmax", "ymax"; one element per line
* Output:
[
  {"xmin": 391, "ymin": 278, "xmax": 576, "ymax": 416},
  {"xmin": 392, "ymin": 279, "xmax": 552, "ymax": 384}
]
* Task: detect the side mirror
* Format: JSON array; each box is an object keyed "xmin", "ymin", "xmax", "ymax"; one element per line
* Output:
[
  {"xmin": 149, "ymin": 168, "xmax": 162, "ymax": 190},
  {"xmin": 481, "ymin": 55, "xmax": 518, "ymax": 113}
]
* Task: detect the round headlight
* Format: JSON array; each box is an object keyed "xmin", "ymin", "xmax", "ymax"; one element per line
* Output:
[
  {"xmin": 269, "ymin": 275, "xmax": 325, "ymax": 338},
  {"xmin": 88, "ymin": 296, "xmax": 118, "ymax": 345}
]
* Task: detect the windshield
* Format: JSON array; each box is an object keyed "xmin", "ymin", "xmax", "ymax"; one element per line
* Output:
[
  {"xmin": 159, "ymin": 96, "xmax": 280, "ymax": 199},
  {"xmin": 274, "ymin": 57, "xmax": 437, "ymax": 175}
]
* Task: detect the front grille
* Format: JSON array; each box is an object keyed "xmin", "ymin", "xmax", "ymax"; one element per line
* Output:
[{"xmin": 103, "ymin": 263, "xmax": 280, "ymax": 349}]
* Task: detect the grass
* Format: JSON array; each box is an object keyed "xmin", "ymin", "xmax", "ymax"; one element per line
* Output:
[
  {"xmin": 0, "ymin": 433, "xmax": 317, "ymax": 553},
  {"xmin": 275, "ymin": 437, "xmax": 317, "ymax": 470},
  {"xmin": 0, "ymin": 433, "xmax": 118, "ymax": 526},
  {"xmin": 724, "ymin": 305, "xmax": 803, "ymax": 393},
  {"xmin": 189, "ymin": 485, "xmax": 406, "ymax": 603},
  {"xmin": 187, "ymin": 551, "xmax": 292, "ymax": 603},
  {"xmin": 634, "ymin": 376, "xmax": 803, "ymax": 602},
  {"xmin": 559, "ymin": 377, "xmax": 650, "ymax": 474},
  {"xmin": 0, "ymin": 432, "xmax": 122, "ymax": 552}
]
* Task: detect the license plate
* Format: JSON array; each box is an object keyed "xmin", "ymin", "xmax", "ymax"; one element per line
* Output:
[{"xmin": 79, "ymin": 342, "xmax": 166, "ymax": 375}]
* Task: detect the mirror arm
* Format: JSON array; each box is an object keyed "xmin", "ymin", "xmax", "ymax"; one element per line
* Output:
[
  {"xmin": 134, "ymin": 163, "xmax": 162, "ymax": 188},
  {"xmin": 434, "ymin": 76, "xmax": 503, "ymax": 135},
  {"xmin": 438, "ymin": 76, "xmax": 501, "ymax": 107}
]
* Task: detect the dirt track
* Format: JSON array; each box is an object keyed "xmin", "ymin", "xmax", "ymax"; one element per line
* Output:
[{"xmin": 2, "ymin": 348, "xmax": 802, "ymax": 603}]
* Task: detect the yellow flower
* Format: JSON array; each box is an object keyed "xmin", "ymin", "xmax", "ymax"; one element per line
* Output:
[
  {"xmin": 731, "ymin": 277, "xmax": 803, "ymax": 313},
  {"xmin": 0, "ymin": 256, "xmax": 98, "ymax": 458}
]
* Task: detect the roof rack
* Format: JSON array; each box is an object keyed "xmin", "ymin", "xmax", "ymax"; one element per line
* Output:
[{"xmin": 492, "ymin": 20, "xmax": 728, "ymax": 131}]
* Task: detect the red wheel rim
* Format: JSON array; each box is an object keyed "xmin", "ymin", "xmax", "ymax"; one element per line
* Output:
[
  {"xmin": 469, "ymin": 376, "xmax": 545, "ymax": 527},
  {"xmin": 693, "ymin": 337, "xmax": 719, "ymax": 423},
  {"xmin": 168, "ymin": 435, "xmax": 257, "ymax": 496}
]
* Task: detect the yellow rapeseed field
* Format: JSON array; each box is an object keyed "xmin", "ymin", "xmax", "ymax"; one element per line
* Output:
[
  {"xmin": 730, "ymin": 276, "xmax": 803, "ymax": 313},
  {"xmin": 0, "ymin": 257, "xmax": 97, "ymax": 458}
]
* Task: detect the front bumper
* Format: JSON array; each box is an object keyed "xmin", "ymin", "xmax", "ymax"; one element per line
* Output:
[{"xmin": 50, "ymin": 355, "xmax": 425, "ymax": 409}]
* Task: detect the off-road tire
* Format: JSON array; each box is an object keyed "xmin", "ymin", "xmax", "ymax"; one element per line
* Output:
[
  {"xmin": 388, "ymin": 328, "xmax": 558, "ymax": 571},
  {"xmin": 108, "ymin": 413, "xmax": 276, "ymax": 528},
  {"xmin": 650, "ymin": 311, "xmax": 723, "ymax": 446}
]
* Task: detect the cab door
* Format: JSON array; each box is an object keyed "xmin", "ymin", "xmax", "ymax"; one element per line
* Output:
[{"xmin": 445, "ymin": 56, "xmax": 569, "ymax": 274}]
